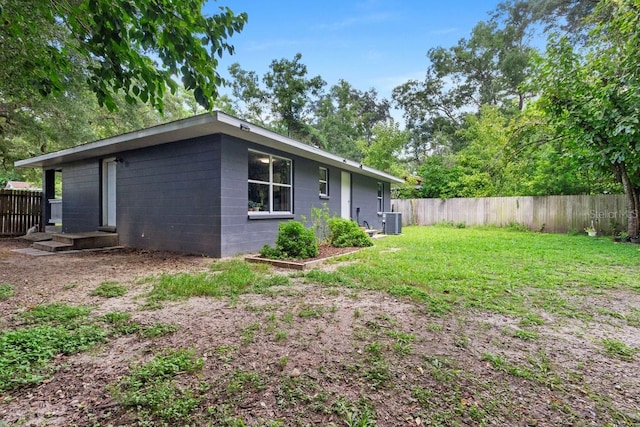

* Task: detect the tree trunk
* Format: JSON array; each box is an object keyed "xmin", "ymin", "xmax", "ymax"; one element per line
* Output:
[{"xmin": 618, "ymin": 163, "xmax": 639, "ymax": 236}]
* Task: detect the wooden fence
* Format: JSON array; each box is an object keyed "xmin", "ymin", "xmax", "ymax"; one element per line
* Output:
[
  {"xmin": 391, "ymin": 194, "xmax": 629, "ymax": 234},
  {"xmin": 0, "ymin": 189, "xmax": 42, "ymax": 236}
]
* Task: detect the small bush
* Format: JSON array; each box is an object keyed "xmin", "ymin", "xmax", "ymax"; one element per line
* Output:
[
  {"xmin": 259, "ymin": 244, "xmax": 282, "ymax": 259},
  {"xmin": 260, "ymin": 220, "xmax": 318, "ymax": 259},
  {"xmin": 506, "ymin": 222, "xmax": 529, "ymax": 232},
  {"xmin": 327, "ymin": 218, "xmax": 373, "ymax": 248},
  {"xmin": 310, "ymin": 203, "xmax": 331, "ymax": 244},
  {"xmin": 277, "ymin": 221, "xmax": 318, "ymax": 258}
]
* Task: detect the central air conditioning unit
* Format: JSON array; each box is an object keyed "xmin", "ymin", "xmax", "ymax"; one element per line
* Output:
[{"xmin": 382, "ymin": 212, "xmax": 402, "ymax": 235}]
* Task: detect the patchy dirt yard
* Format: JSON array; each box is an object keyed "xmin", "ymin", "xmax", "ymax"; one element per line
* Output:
[{"xmin": 1, "ymin": 237, "xmax": 639, "ymax": 426}]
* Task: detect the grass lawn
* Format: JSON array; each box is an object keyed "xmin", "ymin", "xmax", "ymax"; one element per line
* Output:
[
  {"xmin": 1, "ymin": 225, "xmax": 639, "ymax": 426},
  {"xmin": 322, "ymin": 224, "xmax": 640, "ymax": 319}
]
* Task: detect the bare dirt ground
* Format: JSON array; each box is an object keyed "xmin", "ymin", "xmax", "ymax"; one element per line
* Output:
[{"xmin": 1, "ymin": 238, "xmax": 639, "ymax": 426}]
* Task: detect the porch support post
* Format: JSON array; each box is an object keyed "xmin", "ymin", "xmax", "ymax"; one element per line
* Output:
[{"xmin": 42, "ymin": 169, "xmax": 55, "ymax": 230}]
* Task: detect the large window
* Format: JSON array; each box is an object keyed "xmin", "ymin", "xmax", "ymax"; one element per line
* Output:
[
  {"xmin": 319, "ymin": 167, "xmax": 328, "ymax": 197},
  {"xmin": 248, "ymin": 150, "xmax": 292, "ymax": 213},
  {"xmin": 377, "ymin": 182, "xmax": 384, "ymax": 212}
]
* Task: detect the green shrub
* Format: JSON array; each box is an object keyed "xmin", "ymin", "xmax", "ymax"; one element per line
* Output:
[
  {"xmin": 310, "ymin": 203, "xmax": 331, "ymax": 244},
  {"xmin": 327, "ymin": 218, "xmax": 373, "ymax": 248},
  {"xmin": 259, "ymin": 244, "xmax": 283, "ymax": 259},
  {"xmin": 506, "ymin": 222, "xmax": 529, "ymax": 232},
  {"xmin": 260, "ymin": 220, "xmax": 318, "ymax": 259},
  {"xmin": 277, "ymin": 221, "xmax": 318, "ymax": 257}
]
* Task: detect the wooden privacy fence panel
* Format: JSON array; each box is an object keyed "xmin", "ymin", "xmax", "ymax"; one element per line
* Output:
[
  {"xmin": 391, "ymin": 194, "xmax": 629, "ymax": 234},
  {"xmin": 0, "ymin": 189, "xmax": 42, "ymax": 236}
]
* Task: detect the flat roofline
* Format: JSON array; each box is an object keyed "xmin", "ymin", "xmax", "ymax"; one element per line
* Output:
[{"xmin": 15, "ymin": 111, "xmax": 403, "ymax": 183}]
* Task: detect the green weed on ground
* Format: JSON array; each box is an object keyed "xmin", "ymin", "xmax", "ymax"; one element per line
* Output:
[
  {"xmin": 146, "ymin": 260, "xmax": 290, "ymax": 305},
  {"xmin": 109, "ymin": 348, "xmax": 205, "ymax": 424},
  {"xmin": 0, "ymin": 303, "xmax": 105, "ymax": 392},
  {"xmin": 0, "ymin": 283, "xmax": 14, "ymax": 300},
  {"xmin": 91, "ymin": 281, "xmax": 127, "ymax": 298}
]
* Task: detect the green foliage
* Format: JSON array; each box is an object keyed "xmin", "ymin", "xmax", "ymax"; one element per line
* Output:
[
  {"xmin": 506, "ymin": 222, "xmax": 530, "ymax": 232},
  {"xmin": 304, "ymin": 270, "xmax": 354, "ymax": 287},
  {"xmin": 0, "ymin": 0, "xmax": 247, "ymax": 112},
  {"xmin": 229, "ymin": 53, "xmax": 325, "ymax": 143},
  {"xmin": 101, "ymin": 311, "xmax": 132, "ymax": 324},
  {"xmin": 314, "ymin": 80, "xmax": 390, "ymax": 158},
  {"xmin": 0, "ymin": 322, "xmax": 105, "ymax": 392},
  {"xmin": 0, "ymin": 0, "xmax": 245, "ymax": 183},
  {"xmin": 327, "ymin": 218, "xmax": 373, "ymax": 248},
  {"xmin": 310, "ymin": 203, "xmax": 332, "ymax": 244},
  {"xmin": 259, "ymin": 244, "xmax": 283, "ymax": 260},
  {"xmin": 226, "ymin": 369, "xmax": 265, "ymax": 395},
  {"xmin": 332, "ymin": 397, "xmax": 377, "ymax": 426},
  {"xmin": 110, "ymin": 348, "xmax": 205, "ymax": 423},
  {"xmin": 0, "ymin": 283, "xmax": 14, "ymax": 300},
  {"xmin": 19, "ymin": 303, "xmax": 92, "ymax": 325},
  {"xmin": 148, "ymin": 261, "xmax": 256, "ymax": 301},
  {"xmin": 358, "ymin": 121, "xmax": 410, "ymax": 175},
  {"xmin": 530, "ymin": 0, "xmax": 640, "ymax": 235},
  {"xmin": 91, "ymin": 281, "xmax": 127, "ymax": 298},
  {"xmin": 147, "ymin": 259, "xmax": 287, "ymax": 303},
  {"xmin": 601, "ymin": 338, "xmax": 636, "ymax": 361},
  {"xmin": 101, "ymin": 311, "xmax": 142, "ymax": 335},
  {"xmin": 141, "ymin": 323, "xmax": 180, "ymax": 338},
  {"xmin": 260, "ymin": 220, "xmax": 318, "ymax": 259}
]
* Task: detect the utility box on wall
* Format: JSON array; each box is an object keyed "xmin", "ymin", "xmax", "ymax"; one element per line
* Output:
[{"xmin": 383, "ymin": 212, "xmax": 402, "ymax": 235}]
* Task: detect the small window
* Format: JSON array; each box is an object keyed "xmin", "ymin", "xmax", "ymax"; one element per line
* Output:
[
  {"xmin": 319, "ymin": 167, "xmax": 329, "ymax": 197},
  {"xmin": 377, "ymin": 182, "xmax": 384, "ymax": 212},
  {"xmin": 248, "ymin": 150, "xmax": 292, "ymax": 213}
]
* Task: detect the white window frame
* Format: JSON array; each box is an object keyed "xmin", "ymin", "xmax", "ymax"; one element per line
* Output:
[
  {"xmin": 319, "ymin": 167, "xmax": 329, "ymax": 198},
  {"xmin": 248, "ymin": 150, "xmax": 292, "ymax": 214},
  {"xmin": 377, "ymin": 182, "xmax": 384, "ymax": 213}
]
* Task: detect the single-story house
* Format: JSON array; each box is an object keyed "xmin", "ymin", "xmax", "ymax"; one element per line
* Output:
[
  {"xmin": 16, "ymin": 111, "xmax": 403, "ymax": 257},
  {"xmin": 4, "ymin": 181, "xmax": 41, "ymax": 191}
]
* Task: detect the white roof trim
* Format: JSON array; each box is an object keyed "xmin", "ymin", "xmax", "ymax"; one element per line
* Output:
[{"xmin": 15, "ymin": 111, "xmax": 403, "ymax": 183}]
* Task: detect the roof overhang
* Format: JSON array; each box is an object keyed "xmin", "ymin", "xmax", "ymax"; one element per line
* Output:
[{"xmin": 15, "ymin": 111, "xmax": 403, "ymax": 184}]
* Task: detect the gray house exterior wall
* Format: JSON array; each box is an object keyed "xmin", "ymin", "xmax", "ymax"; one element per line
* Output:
[
  {"xmin": 218, "ymin": 135, "xmax": 348, "ymax": 257},
  {"xmin": 61, "ymin": 160, "xmax": 100, "ymax": 233},
  {"xmin": 48, "ymin": 130, "xmax": 395, "ymax": 257},
  {"xmin": 117, "ymin": 135, "xmax": 222, "ymax": 255},
  {"xmin": 352, "ymin": 174, "xmax": 391, "ymax": 231}
]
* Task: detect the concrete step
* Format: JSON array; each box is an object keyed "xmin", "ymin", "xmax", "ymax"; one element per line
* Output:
[
  {"xmin": 45, "ymin": 225, "xmax": 62, "ymax": 233},
  {"xmin": 52, "ymin": 232, "xmax": 119, "ymax": 250},
  {"xmin": 33, "ymin": 240, "xmax": 74, "ymax": 252}
]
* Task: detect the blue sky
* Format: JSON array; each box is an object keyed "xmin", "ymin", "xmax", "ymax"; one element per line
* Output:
[{"xmin": 206, "ymin": 1, "xmax": 503, "ymax": 104}]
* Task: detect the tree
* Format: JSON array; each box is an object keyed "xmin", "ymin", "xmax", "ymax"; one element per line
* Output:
[
  {"xmin": 263, "ymin": 54, "xmax": 326, "ymax": 142},
  {"xmin": 313, "ymin": 80, "xmax": 390, "ymax": 159},
  {"xmin": 358, "ymin": 121, "xmax": 410, "ymax": 177},
  {"xmin": 0, "ymin": 74, "xmax": 199, "ymax": 184},
  {"xmin": 525, "ymin": 0, "xmax": 601, "ymax": 35},
  {"xmin": 530, "ymin": 0, "xmax": 640, "ymax": 236},
  {"xmin": 228, "ymin": 63, "xmax": 270, "ymax": 125},
  {"xmin": 228, "ymin": 54, "xmax": 326, "ymax": 145},
  {"xmin": 0, "ymin": 0, "xmax": 247, "ymax": 112},
  {"xmin": 393, "ymin": 2, "xmax": 535, "ymax": 161}
]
